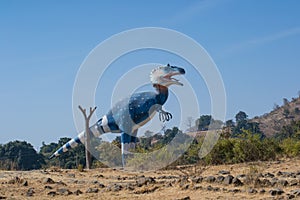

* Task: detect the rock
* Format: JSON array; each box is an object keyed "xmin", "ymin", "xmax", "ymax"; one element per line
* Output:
[
  {"xmin": 270, "ymin": 178, "xmax": 278, "ymax": 186},
  {"xmin": 192, "ymin": 185, "xmax": 203, "ymax": 190},
  {"xmin": 67, "ymin": 173, "xmax": 75, "ymax": 178},
  {"xmin": 125, "ymin": 183, "xmax": 135, "ymax": 191},
  {"xmin": 218, "ymin": 170, "xmax": 230, "ymax": 175},
  {"xmin": 134, "ymin": 186, "xmax": 159, "ymax": 194},
  {"xmin": 180, "ymin": 184, "xmax": 189, "ymax": 190},
  {"xmin": 106, "ymin": 184, "xmax": 122, "ymax": 192},
  {"xmin": 94, "ymin": 174, "xmax": 104, "ymax": 178},
  {"xmin": 277, "ymin": 171, "xmax": 295, "ymax": 178},
  {"xmin": 247, "ymin": 188, "xmax": 257, "ymax": 194},
  {"xmin": 86, "ymin": 188, "xmax": 99, "ymax": 193},
  {"xmin": 258, "ymin": 178, "xmax": 272, "ymax": 187},
  {"xmin": 206, "ymin": 186, "xmax": 219, "ymax": 191},
  {"xmin": 8, "ymin": 177, "xmax": 20, "ymax": 184},
  {"xmin": 164, "ymin": 182, "xmax": 173, "ymax": 187},
  {"xmin": 264, "ymin": 172, "xmax": 275, "ymax": 178},
  {"xmin": 26, "ymin": 188, "xmax": 35, "ymax": 197},
  {"xmin": 232, "ymin": 177, "xmax": 243, "ymax": 186},
  {"xmin": 277, "ymin": 171, "xmax": 283, "ymax": 176},
  {"xmin": 21, "ymin": 180, "xmax": 28, "ymax": 186},
  {"xmin": 98, "ymin": 183, "xmax": 105, "ymax": 188},
  {"xmin": 259, "ymin": 189, "xmax": 266, "ymax": 194},
  {"xmin": 44, "ymin": 185, "xmax": 53, "ymax": 189},
  {"xmin": 289, "ymin": 179, "xmax": 298, "ymax": 186},
  {"xmin": 74, "ymin": 190, "xmax": 83, "ymax": 195},
  {"xmin": 278, "ymin": 179, "xmax": 288, "ymax": 187},
  {"xmin": 228, "ymin": 189, "xmax": 241, "ymax": 193},
  {"xmin": 287, "ymin": 194, "xmax": 295, "ymax": 199},
  {"xmin": 42, "ymin": 178, "xmax": 55, "ymax": 184},
  {"xmin": 223, "ymin": 175, "xmax": 234, "ymax": 185},
  {"xmin": 216, "ymin": 176, "xmax": 224, "ymax": 183},
  {"xmin": 205, "ymin": 176, "xmax": 216, "ymax": 183},
  {"xmin": 57, "ymin": 188, "xmax": 72, "ymax": 195},
  {"xmin": 175, "ymin": 196, "xmax": 190, "ymax": 200},
  {"xmin": 136, "ymin": 177, "xmax": 156, "ymax": 187},
  {"xmin": 0, "ymin": 196, "xmax": 6, "ymax": 199},
  {"xmin": 47, "ymin": 191, "xmax": 56, "ymax": 197},
  {"xmin": 191, "ymin": 176, "xmax": 203, "ymax": 183},
  {"xmin": 56, "ymin": 180, "xmax": 67, "ymax": 186},
  {"xmin": 206, "ymin": 185, "xmax": 213, "ymax": 191},
  {"xmin": 236, "ymin": 174, "xmax": 246, "ymax": 179},
  {"xmin": 290, "ymin": 189, "xmax": 300, "ymax": 196},
  {"xmin": 158, "ymin": 175, "xmax": 178, "ymax": 179},
  {"xmin": 269, "ymin": 188, "xmax": 284, "ymax": 196}
]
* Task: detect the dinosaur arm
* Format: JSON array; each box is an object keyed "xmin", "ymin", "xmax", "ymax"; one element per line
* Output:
[{"xmin": 157, "ymin": 107, "xmax": 172, "ymax": 122}]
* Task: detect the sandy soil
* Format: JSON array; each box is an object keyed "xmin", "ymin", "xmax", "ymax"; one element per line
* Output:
[{"xmin": 0, "ymin": 158, "xmax": 300, "ymax": 200}]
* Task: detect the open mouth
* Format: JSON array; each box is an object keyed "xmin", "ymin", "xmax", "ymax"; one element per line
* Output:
[{"xmin": 164, "ymin": 72, "xmax": 184, "ymax": 86}]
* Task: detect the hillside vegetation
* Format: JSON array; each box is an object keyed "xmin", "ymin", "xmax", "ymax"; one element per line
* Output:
[{"xmin": 252, "ymin": 96, "xmax": 300, "ymax": 137}]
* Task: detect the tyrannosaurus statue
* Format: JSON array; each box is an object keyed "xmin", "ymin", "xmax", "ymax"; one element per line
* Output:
[{"xmin": 50, "ymin": 64, "xmax": 185, "ymax": 167}]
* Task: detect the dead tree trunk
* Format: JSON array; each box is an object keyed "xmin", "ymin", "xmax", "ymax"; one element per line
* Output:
[{"xmin": 78, "ymin": 105, "xmax": 97, "ymax": 170}]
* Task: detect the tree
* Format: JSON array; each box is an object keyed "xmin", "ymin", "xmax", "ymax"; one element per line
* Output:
[
  {"xmin": 295, "ymin": 107, "xmax": 300, "ymax": 115},
  {"xmin": 185, "ymin": 116, "xmax": 194, "ymax": 129},
  {"xmin": 0, "ymin": 141, "xmax": 45, "ymax": 170},
  {"xmin": 196, "ymin": 115, "xmax": 212, "ymax": 131},
  {"xmin": 235, "ymin": 111, "xmax": 248, "ymax": 123},
  {"xmin": 273, "ymin": 103, "xmax": 280, "ymax": 110},
  {"xmin": 78, "ymin": 106, "xmax": 97, "ymax": 170},
  {"xmin": 283, "ymin": 98, "xmax": 289, "ymax": 106},
  {"xmin": 283, "ymin": 108, "xmax": 290, "ymax": 118},
  {"xmin": 225, "ymin": 120, "xmax": 235, "ymax": 127}
]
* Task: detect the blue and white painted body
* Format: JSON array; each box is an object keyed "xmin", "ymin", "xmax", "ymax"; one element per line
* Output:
[{"xmin": 49, "ymin": 64, "xmax": 185, "ymax": 167}]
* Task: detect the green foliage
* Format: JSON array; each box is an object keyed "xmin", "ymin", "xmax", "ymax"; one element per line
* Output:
[
  {"xmin": 196, "ymin": 115, "xmax": 212, "ymax": 131},
  {"xmin": 40, "ymin": 137, "xmax": 86, "ymax": 169},
  {"xmin": 275, "ymin": 120, "xmax": 300, "ymax": 140},
  {"xmin": 204, "ymin": 138, "xmax": 235, "ymax": 164},
  {"xmin": 244, "ymin": 165, "xmax": 262, "ymax": 187},
  {"xmin": 77, "ymin": 164, "xmax": 84, "ymax": 172},
  {"xmin": 126, "ymin": 127, "xmax": 193, "ymax": 170},
  {"xmin": 280, "ymin": 138, "xmax": 300, "ymax": 157},
  {"xmin": 96, "ymin": 141, "xmax": 122, "ymax": 167},
  {"xmin": 0, "ymin": 140, "xmax": 45, "ymax": 170},
  {"xmin": 195, "ymin": 115, "xmax": 223, "ymax": 131},
  {"xmin": 231, "ymin": 111, "xmax": 264, "ymax": 138},
  {"xmin": 204, "ymin": 130, "xmax": 280, "ymax": 165},
  {"xmin": 235, "ymin": 111, "xmax": 248, "ymax": 123}
]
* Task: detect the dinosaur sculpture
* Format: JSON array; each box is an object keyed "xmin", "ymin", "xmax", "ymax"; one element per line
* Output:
[{"xmin": 49, "ymin": 64, "xmax": 185, "ymax": 167}]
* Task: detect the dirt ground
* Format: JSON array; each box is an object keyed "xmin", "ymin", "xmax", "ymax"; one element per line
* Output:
[{"xmin": 0, "ymin": 158, "xmax": 300, "ymax": 200}]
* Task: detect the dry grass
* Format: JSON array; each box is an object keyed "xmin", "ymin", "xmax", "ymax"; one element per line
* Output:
[{"xmin": 0, "ymin": 158, "xmax": 299, "ymax": 200}]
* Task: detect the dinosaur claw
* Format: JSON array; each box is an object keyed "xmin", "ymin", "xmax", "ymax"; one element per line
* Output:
[{"xmin": 158, "ymin": 110, "xmax": 172, "ymax": 122}]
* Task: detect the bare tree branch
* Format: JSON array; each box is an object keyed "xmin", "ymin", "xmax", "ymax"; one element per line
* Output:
[{"xmin": 78, "ymin": 105, "xmax": 97, "ymax": 170}]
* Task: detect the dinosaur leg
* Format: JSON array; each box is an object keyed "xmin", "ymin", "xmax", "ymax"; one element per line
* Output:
[{"xmin": 121, "ymin": 130, "xmax": 138, "ymax": 168}]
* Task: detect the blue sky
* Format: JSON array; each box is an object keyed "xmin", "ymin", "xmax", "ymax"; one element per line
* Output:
[{"xmin": 1, "ymin": 0, "xmax": 300, "ymax": 149}]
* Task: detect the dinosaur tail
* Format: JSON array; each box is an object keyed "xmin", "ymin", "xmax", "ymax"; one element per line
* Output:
[{"xmin": 49, "ymin": 122, "xmax": 103, "ymax": 159}]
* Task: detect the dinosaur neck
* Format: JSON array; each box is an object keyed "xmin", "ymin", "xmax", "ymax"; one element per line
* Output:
[{"xmin": 154, "ymin": 84, "xmax": 169, "ymax": 105}]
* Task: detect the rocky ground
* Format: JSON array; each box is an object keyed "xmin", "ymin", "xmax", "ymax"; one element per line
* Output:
[{"xmin": 0, "ymin": 158, "xmax": 300, "ymax": 200}]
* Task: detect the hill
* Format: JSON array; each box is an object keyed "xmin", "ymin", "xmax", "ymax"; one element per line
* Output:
[{"xmin": 252, "ymin": 96, "xmax": 300, "ymax": 137}]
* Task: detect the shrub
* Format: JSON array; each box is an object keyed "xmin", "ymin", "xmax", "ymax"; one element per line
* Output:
[{"xmin": 280, "ymin": 138, "xmax": 300, "ymax": 157}]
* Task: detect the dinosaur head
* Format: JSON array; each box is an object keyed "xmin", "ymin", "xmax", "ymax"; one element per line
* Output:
[{"xmin": 150, "ymin": 64, "xmax": 185, "ymax": 87}]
